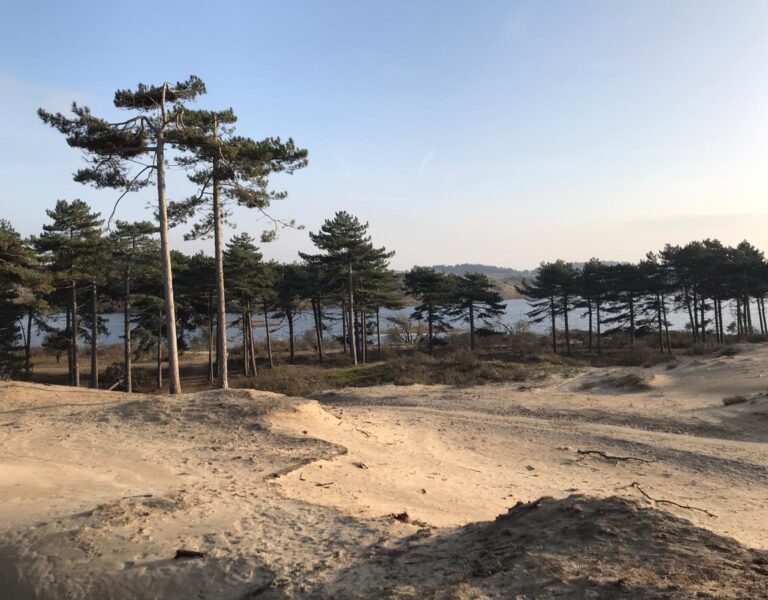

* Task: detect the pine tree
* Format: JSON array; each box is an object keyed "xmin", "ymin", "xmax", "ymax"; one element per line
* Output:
[
  {"xmin": 169, "ymin": 109, "xmax": 307, "ymax": 387},
  {"xmin": 34, "ymin": 200, "xmax": 103, "ymax": 386},
  {"xmin": 302, "ymin": 212, "xmax": 393, "ymax": 365},
  {"xmin": 224, "ymin": 234, "xmax": 266, "ymax": 375},
  {"xmin": 403, "ymin": 267, "xmax": 453, "ymax": 354},
  {"xmin": 39, "ymin": 76, "xmax": 207, "ymax": 394},
  {"xmin": 108, "ymin": 220, "xmax": 158, "ymax": 392},
  {"xmin": 0, "ymin": 221, "xmax": 47, "ymax": 378},
  {"xmin": 449, "ymin": 273, "xmax": 506, "ymax": 351}
]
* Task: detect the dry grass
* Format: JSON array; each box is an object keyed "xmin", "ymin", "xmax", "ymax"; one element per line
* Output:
[{"xmin": 579, "ymin": 372, "xmax": 655, "ymax": 392}]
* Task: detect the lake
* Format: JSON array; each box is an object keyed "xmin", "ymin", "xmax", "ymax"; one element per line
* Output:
[{"xmin": 27, "ymin": 297, "xmax": 748, "ymax": 348}]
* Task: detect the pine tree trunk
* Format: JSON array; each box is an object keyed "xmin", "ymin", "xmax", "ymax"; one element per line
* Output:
[
  {"xmin": 550, "ymin": 297, "xmax": 557, "ymax": 354},
  {"xmin": 288, "ymin": 312, "xmax": 295, "ymax": 363},
  {"xmin": 25, "ymin": 311, "xmax": 33, "ymax": 377},
  {"xmin": 207, "ymin": 291, "xmax": 214, "ymax": 382},
  {"xmin": 361, "ymin": 309, "xmax": 367, "ymax": 364},
  {"xmin": 66, "ymin": 307, "xmax": 72, "ymax": 384},
  {"xmin": 248, "ymin": 310, "xmax": 257, "ymax": 376},
  {"xmin": 587, "ymin": 299, "xmax": 593, "ymax": 354},
  {"xmin": 242, "ymin": 313, "xmax": 249, "ymax": 376},
  {"xmin": 317, "ymin": 301, "xmax": 325, "ymax": 361},
  {"xmin": 348, "ymin": 262, "xmax": 358, "ymax": 365},
  {"xmin": 700, "ymin": 298, "xmax": 706, "ymax": 343},
  {"xmin": 596, "ymin": 300, "xmax": 602, "ymax": 355},
  {"xmin": 685, "ymin": 289, "xmax": 697, "ymax": 343},
  {"xmin": 717, "ymin": 299, "xmax": 725, "ymax": 343},
  {"xmin": 312, "ymin": 299, "xmax": 324, "ymax": 363},
  {"xmin": 212, "ymin": 161, "xmax": 229, "ymax": 389},
  {"xmin": 469, "ymin": 303, "xmax": 476, "ymax": 351},
  {"xmin": 155, "ymin": 89, "xmax": 181, "ymax": 394},
  {"xmin": 563, "ymin": 296, "xmax": 571, "ymax": 355},
  {"xmin": 656, "ymin": 293, "xmax": 664, "ymax": 352},
  {"xmin": 124, "ymin": 276, "xmax": 132, "ymax": 393},
  {"xmin": 156, "ymin": 308, "xmax": 163, "ymax": 389},
  {"xmin": 71, "ymin": 279, "xmax": 79, "ymax": 387},
  {"xmin": 692, "ymin": 289, "xmax": 700, "ymax": 342},
  {"xmin": 263, "ymin": 298, "xmax": 274, "ymax": 368},
  {"xmin": 661, "ymin": 295, "xmax": 671, "ymax": 353},
  {"xmin": 628, "ymin": 294, "xmax": 635, "ymax": 348},
  {"xmin": 745, "ymin": 296, "xmax": 753, "ymax": 334},
  {"xmin": 341, "ymin": 299, "xmax": 347, "ymax": 355},
  {"xmin": 91, "ymin": 282, "xmax": 98, "ymax": 388},
  {"xmin": 427, "ymin": 305, "xmax": 434, "ymax": 355},
  {"xmin": 736, "ymin": 298, "xmax": 743, "ymax": 337},
  {"xmin": 376, "ymin": 304, "xmax": 382, "ymax": 359}
]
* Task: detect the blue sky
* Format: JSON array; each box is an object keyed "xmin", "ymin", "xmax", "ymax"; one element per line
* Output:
[{"xmin": 2, "ymin": 1, "xmax": 767, "ymax": 269}]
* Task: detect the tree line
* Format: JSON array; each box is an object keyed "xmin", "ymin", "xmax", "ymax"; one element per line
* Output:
[
  {"xmin": 0, "ymin": 205, "xmax": 507, "ymax": 390},
  {"xmin": 517, "ymin": 240, "xmax": 768, "ymax": 354}
]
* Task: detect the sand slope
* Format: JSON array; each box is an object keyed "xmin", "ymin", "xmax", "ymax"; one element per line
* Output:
[{"xmin": 2, "ymin": 345, "xmax": 768, "ymax": 598}]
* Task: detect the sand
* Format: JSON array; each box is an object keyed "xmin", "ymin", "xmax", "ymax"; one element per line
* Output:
[{"xmin": 1, "ymin": 345, "xmax": 767, "ymax": 598}]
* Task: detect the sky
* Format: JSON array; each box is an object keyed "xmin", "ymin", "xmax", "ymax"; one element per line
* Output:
[{"xmin": 1, "ymin": 0, "xmax": 767, "ymax": 270}]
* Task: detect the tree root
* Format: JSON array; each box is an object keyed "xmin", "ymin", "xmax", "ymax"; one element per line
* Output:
[
  {"xmin": 622, "ymin": 481, "xmax": 718, "ymax": 518},
  {"xmin": 577, "ymin": 449, "xmax": 653, "ymax": 463}
]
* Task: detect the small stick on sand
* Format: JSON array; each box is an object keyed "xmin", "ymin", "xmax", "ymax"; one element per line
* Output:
[
  {"xmin": 577, "ymin": 449, "xmax": 653, "ymax": 464},
  {"xmin": 623, "ymin": 481, "xmax": 718, "ymax": 518}
]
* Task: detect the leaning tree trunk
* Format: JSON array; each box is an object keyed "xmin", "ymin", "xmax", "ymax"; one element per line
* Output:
[
  {"xmin": 312, "ymin": 298, "xmax": 324, "ymax": 363},
  {"xmin": 71, "ymin": 278, "xmax": 80, "ymax": 387},
  {"xmin": 124, "ymin": 275, "xmax": 132, "ymax": 393},
  {"xmin": 347, "ymin": 263, "xmax": 358, "ymax": 365},
  {"xmin": 247, "ymin": 310, "xmax": 257, "ymax": 376},
  {"xmin": 684, "ymin": 288, "xmax": 697, "ymax": 343},
  {"xmin": 263, "ymin": 298, "xmax": 274, "ymax": 368},
  {"xmin": 155, "ymin": 89, "xmax": 181, "ymax": 394},
  {"xmin": 90, "ymin": 282, "xmax": 98, "ymax": 388}
]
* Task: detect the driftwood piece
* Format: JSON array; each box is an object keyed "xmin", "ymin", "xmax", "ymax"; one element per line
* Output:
[
  {"xmin": 577, "ymin": 449, "xmax": 652, "ymax": 464},
  {"xmin": 174, "ymin": 549, "xmax": 206, "ymax": 559}
]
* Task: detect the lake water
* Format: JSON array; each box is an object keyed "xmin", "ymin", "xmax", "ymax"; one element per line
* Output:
[{"xmin": 27, "ymin": 298, "xmax": 750, "ymax": 348}]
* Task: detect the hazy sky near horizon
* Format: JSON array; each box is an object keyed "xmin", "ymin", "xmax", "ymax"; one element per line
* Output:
[{"xmin": 2, "ymin": 1, "xmax": 767, "ymax": 270}]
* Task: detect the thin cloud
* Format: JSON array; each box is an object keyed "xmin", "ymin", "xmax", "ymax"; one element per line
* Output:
[{"xmin": 419, "ymin": 150, "xmax": 434, "ymax": 174}]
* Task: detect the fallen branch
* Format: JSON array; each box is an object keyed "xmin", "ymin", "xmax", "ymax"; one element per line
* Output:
[
  {"xmin": 315, "ymin": 481, "xmax": 334, "ymax": 488},
  {"xmin": 356, "ymin": 428, "xmax": 372, "ymax": 438},
  {"xmin": 107, "ymin": 378, "xmax": 124, "ymax": 392},
  {"xmin": 577, "ymin": 449, "xmax": 652, "ymax": 464},
  {"xmin": 624, "ymin": 481, "xmax": 717, "ymax": 518}
]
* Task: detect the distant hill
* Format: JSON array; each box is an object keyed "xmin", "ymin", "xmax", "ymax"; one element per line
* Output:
[{"xmin": 429, "ymin": 264, "xmax": 536, "ymax": 279}]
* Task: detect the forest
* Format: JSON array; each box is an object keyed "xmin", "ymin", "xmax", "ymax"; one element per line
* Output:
[{"xmin": 1, "ymin": 76, "xmax": 767, "ymax": 394}]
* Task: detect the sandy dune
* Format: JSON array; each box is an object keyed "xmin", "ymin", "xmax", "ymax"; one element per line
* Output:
[{"xmin": 1, "ymin": 345, "xmax": 768, "ymax": 598}]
